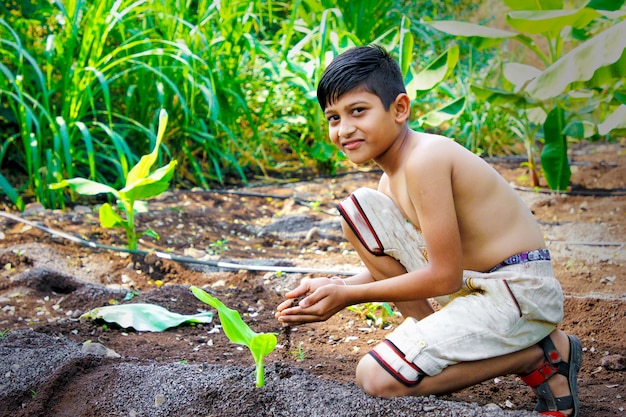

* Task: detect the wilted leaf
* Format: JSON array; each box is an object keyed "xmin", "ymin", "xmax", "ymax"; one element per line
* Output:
[{"xmin": 81, "ymin": 303, "xmax": 213, "ymax": 332}]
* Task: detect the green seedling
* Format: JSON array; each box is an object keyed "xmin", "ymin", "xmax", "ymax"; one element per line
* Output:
[
  {"xmin": 50, "ymin": 109, "xmax": 177, "ymax": 250},
  {"xmin": 0, "ymin": 329, "xmax": 9, "ymax": 339},
  {"xmin": 207, "ymin": 239, "xmax": 229, "ymax": 255},
  {"xmin": 190, "ymin": 286, "xmax": 277, "ymax": 387},
  {"xmin": 290, "ymin": 340, "xmax": 306, "ymax": 361}
]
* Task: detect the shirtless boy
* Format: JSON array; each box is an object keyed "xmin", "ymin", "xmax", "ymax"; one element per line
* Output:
[{"xmin": 276, "ymin": 45, "xmax": 581, "ymax": 417}]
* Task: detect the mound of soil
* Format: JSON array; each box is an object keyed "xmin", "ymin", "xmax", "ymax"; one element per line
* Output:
[{"xmin": 0, "ymin": 141, "xmax": 624, "ymax": 416}]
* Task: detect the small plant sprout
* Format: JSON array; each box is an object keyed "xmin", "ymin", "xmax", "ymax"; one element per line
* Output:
[
  {"xmin": 50, "ymin": 109, "xmax": 177, "ymax": 250},
  {"xmin": 190, "ymin": 286, "xmax": 277, "ymax": 387},
  {"xmin": 348, "ymin": 302, "xmax": 395, "ymax": 329},
  {"xmin": 290, "ymin": 341, "xmax": 306, "ymax": 361},
  {"xmin": 207, "ymin": 239, "xmax": 229, "ymax": 255}
]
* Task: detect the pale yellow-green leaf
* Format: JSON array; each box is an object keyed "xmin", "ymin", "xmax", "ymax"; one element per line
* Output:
[
  {"xmin": 125, "ymin": 109, "xmax": 169, "ymax": 187},
  {"xmin": 99, "ymin": 203, "xmax": 125, "ymax": 228},
  {"xmin": 81, "ymin": 303, "xmax": 213, "ymax": 332}
]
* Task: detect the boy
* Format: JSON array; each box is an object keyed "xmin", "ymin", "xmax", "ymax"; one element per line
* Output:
[{"xmin": 276, "ymin": 45, "xmax": 581, "ymax": 417}]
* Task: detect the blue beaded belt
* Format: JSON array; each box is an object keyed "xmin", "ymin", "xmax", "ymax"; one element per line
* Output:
[{"xmin": 488, "ymin": 249, "xmax": 551, "ymax": 273}]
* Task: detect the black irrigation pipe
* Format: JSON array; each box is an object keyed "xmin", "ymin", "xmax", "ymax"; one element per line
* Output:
[
  {"xmin": 0, "ymin": 211, "xmax": 359, "ymax": 277},
  {"xmin": 512, "ymin": 185, "xmax": 626, "ymax": 197}
]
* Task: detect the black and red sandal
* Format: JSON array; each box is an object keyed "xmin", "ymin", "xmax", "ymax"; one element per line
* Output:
[{"xmin": 521, "ymin": 334, "xmax": 582, "ymax": 417}]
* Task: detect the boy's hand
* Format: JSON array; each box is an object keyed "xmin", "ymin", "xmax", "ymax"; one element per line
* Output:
[{"xmin": 275, "ymin": 277, "xmax": 347, "ymax": 325}]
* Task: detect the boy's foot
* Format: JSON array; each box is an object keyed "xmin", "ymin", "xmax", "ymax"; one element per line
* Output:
[{"xmin": 521, "ymin": 333, "xmax": 582, "ymax": 417}]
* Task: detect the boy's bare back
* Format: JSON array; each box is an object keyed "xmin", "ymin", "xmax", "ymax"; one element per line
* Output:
[{"xmin": 381, "ymin": 130, "xmax": 546, "ymax": 274}]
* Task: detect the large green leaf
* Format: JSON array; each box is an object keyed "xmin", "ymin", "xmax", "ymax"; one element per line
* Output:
[
  {"xmin": 470, "ymin": 85, "xmax": 527, "ymax": 107},
  {"xmin": 585, "ymin": 47, "xmax": 626, "ymax": 88},
  {"xmin": 504, "ymin": 0, "xmax": 563, "ymax": 10},
  {"xmin": 541, "ymin": 107, "xmax": 571, "ymax": 191},
  {"xmin": 406, "ymin": 45, "xmax": 459, "ymax": 101},
  {"xmin": 426, "ymin": 21, "xmax": 518, "ymax": 49},
  {"xmin": 506, "ymin": 8, "xmax": 602, "ymax": 35},
  {"xmin": 81, "ymin": 303, "xmax": 213, "ymax": 332},
  {"xmin": 417, "ymin": 97, "xmax": 466, "ymax": 127},
  {"xmin": 526, "ymin": 19, "xmax": 626, "ymax": 100}
]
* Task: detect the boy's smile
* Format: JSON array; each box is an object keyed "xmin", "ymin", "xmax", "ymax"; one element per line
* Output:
[{"xmin": 323, "ymin": 90, "xmax": 406, "ymax": 165}]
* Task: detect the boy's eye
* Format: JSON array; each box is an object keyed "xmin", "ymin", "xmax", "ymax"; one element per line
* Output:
[
  {"xmin": 327, "ymin": 115, "xmax": 339, "ymax": 122},
  {"xmin": 352, "ymin": 108, "xmax": 365, "ymax": 115}
]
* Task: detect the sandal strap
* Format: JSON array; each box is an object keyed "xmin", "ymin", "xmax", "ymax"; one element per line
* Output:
[
  {"xmin": 521, "ymin": 336, "xmax": 570, "ymax": 388},
  {"xmin": 535, "ymin": 380, "xmax": 574, "ymax": 412},
  {"xmin": 521, "ymin": 361, "xmax": 559, "ymax": 387},
  {"xmin": 540, "ymin": 412, "xmax": 567, "ymax": 417}
]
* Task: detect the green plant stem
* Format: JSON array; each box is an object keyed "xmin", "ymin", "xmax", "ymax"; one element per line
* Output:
[
  {"xmin": 123, "ymin": 201, "xmax": 137, "ymax": 251},
  {"xmin": 256, "ymin": 361, "xmax": 265, "ymax": 387}
]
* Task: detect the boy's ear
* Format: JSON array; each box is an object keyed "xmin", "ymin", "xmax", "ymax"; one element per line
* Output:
[{"xmin": 393, "ymin": 93, "xmax": 411, "ymax": 122}]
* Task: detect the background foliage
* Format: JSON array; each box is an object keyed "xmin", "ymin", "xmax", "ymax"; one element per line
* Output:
[{"xmin": 1, "ymin": 0, "xmax": 624, "ymax": 209}]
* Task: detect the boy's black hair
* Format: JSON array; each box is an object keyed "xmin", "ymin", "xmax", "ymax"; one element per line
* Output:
[{"xmin": 317, "ymin": 44, "xmax": 406, "ymax": 111}]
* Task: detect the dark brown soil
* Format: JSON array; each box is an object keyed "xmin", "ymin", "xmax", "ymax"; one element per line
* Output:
[{"xmin": 0, "ymin": 140, "xmax": 624, "ymax": 416}]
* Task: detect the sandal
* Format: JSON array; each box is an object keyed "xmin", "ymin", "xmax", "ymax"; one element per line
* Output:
[{"xmin": 520, "ymin": 334, "xmax": 582, "ymax": 417}]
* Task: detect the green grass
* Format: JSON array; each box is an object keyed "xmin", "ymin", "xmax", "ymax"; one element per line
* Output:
[{"xmin": 4, "ymin": 0, "xmax": 616, "ymax": 208}]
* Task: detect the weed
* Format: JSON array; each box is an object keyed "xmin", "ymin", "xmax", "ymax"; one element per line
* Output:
[
  {"xmin": 207, "ymin": 240, "xmax": 229, "ymax": 255},
  {"xmin": 290, "ymin": 341, "xmax": 306, "ymax": 361}
]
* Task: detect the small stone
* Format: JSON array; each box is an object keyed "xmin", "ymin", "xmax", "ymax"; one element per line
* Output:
[
  {"xmin": 601, "ymin": 354, "xmax": 625, "ymax": 371},
  {"xmin": 73, "ymin": 205, "xmax": 92, "ymax": 214},
  {"xmin": 82, "ymin": 341, "xmax": 121, "ymax": 358},
  {"xmin": 154, "ymin": 393, "xmax": 165, "ymax": 407},
  {"xmin": 23, "ymin": 203, "xmax": 45, "ymax": 216}
]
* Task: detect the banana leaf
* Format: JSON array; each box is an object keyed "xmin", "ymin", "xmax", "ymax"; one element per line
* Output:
[
  {"xmin": 526, "ymin": 19, "xmax": 626, "ymax": 100},
  {"xmin": 426, "ymin": 20, "xmax": 518, "ymax": 50},
  {"xmin": 81, "ymin": 303, "xmax": 213, "ymax": 332}
]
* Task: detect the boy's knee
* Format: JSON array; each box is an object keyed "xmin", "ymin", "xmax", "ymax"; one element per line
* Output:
[{"xmin": 356, "ymin": 354, "xmax": 410, "ymax": 398}]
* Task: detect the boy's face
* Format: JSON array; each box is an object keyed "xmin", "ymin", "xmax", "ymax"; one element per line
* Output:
[{"xmin": 323, "ymin": 89, "xmax": 404, "ymax": 165}]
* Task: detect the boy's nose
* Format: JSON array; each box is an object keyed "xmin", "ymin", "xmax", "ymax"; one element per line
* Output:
[{"xmin": 338, "ymin": 121, "xmax": 356, "ymax": 138}]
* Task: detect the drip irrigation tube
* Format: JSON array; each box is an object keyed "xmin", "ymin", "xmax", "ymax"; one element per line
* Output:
[{"xmin": 0, "ymin": 211, "xmax": 358, "ymax": 277}]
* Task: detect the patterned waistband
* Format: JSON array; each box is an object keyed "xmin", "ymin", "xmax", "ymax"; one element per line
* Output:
[{"xmin": 488, "ymin": 249, "xmax": 551, "ymax": 273}]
